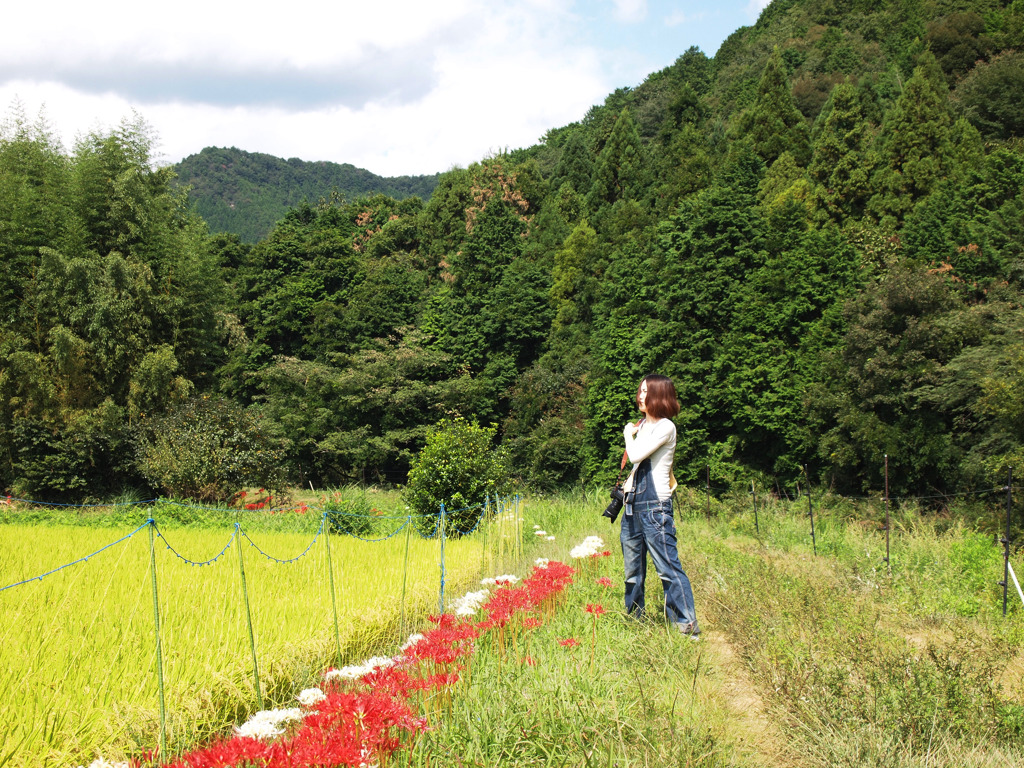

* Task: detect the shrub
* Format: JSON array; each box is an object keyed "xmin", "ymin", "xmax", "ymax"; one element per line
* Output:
[
  {"xmin": 403, "ymin": 417, "xmax": 511, "ymax": 537},
  {"xmin": 324, "ymin": 491, "xmax": 378, "ymax": 537},
  {"xmin": 134, "ymin": 395, "xmax": 285, "ymax": 502}
]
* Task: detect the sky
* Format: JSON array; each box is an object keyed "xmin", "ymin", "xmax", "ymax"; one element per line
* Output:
[{"xmin": 0, "ymin": 1, "xmax": 773, "ymax": 177}]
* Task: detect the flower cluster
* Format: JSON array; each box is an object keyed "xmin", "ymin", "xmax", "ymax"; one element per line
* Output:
[
  {"xmin": 296, "ymin": 688, "xmax": 327, "ymax": 707},
  {"xmin": 449, "ymin": 588, "xmax": 490, "ymax": 617},
  {"xmin": 323, "ymin": 656, "xmax": 395, "ymax": 683},
  {"xmin": 151, "ymin": 561, "xmax": 578, "ymax": 768},
  {"xmin": 569, "ymin": 536, "xmax": 609, "ymax": 560},
  {"xmin": 477, "ymin": 560, "xmax": 576, "ymax": 633},
  {"xmin": 234, "ymin": 708, "xmax": 303, "ymax": 740},
  {"xmin": 480, "ymin": 574, "xmax": 519, "ymax": 587}
]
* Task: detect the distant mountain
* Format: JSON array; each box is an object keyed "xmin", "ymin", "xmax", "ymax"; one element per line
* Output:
[{"xmin": 173, "ymin": 146, "xmax": 440, "ymax": 242}]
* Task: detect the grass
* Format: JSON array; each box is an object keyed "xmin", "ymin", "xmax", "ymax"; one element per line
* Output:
[
  {"xmin": 4, "ymin": 486, "xmax": 1024, "ymax": 767},
  {"xmin": 409, "ymin": 488, "xmax": 1024, "ymax": 767}
]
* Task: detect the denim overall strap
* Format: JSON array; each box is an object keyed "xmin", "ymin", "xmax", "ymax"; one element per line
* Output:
[{"xmin": 632, "ymin": 457, "xmax": 660, "ymax": 505}]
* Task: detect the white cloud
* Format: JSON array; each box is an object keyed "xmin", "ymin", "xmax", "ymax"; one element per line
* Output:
[
  {"xmin": 748, "ymin": 0, "xmax": 774, "ymax": 15},
  {"xmin": 0, "ymin": 0, "xmax": 754, "ymax": 176},
  {"xmin": 611, "ymin": 0, "xmax": 648, "ymax": 23}
]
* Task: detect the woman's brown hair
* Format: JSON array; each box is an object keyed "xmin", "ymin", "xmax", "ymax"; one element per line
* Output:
[{"xmin": 638, "ymin": 374, "xmax": 680, "ymax": 419}]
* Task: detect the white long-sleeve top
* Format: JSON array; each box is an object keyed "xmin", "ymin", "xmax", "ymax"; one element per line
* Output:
[{"xmin": 622, "ymin": 417, "xmax": 677, "ymax": 501}]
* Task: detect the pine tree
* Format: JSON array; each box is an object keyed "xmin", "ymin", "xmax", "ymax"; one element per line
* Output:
[
  {"xmin": 738, "ymin": 46, "xmax": 812, "ymax": 167},
  {"xmin": 587, "ymin": 108, "xmax": 647, "ymax": 210},
  {"xmin": 810, "ymin": 82, "xmax": 873, "ymax": 219},
  {"xmin": 869, "ymin": 51, "xmax": 953, "ymax": 223},
  {"xmin": 550, "ymin": 128, "xmax": 593, "ymax": 196}
]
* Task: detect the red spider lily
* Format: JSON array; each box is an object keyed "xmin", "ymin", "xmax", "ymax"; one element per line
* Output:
[
  {"xmin": 401, "ymin": 618, "xmax": 478, "ymax": 668},
  {"xmin": 523, "ymin": 617, "xmax": 542, "ymax": 630},
  {"xmin": 158, "ymin": 559, "xmax": 578, "ymax": 768},
  {"xmin": 161, "ymin": 735, "xmax": 268, "ymax": 767},
  {"xmin": 596, "ymin": 577, "xmax": 614, "ymax": 588},
  {"xmin": 558, "ymin": 638, "xmax": 580, "ymax": 648},
  {"xmin": 584, "ymin": 603, "xmax": 606, "ymax": 616}
]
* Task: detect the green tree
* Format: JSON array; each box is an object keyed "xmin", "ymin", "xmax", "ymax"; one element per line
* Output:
[
  {"xmin": 810, "ymin": 82, "xmax": 874, "ymax": 219},
  {"xmin": 135, "ymin": 395, "xmax": 285, "ymax": 501},
  {"xmin": 809, "ymin": 266, "xmax": 976, "ymax": 495},
  {"xmin": 737, "ymin": 47, "xmax": 812, "ymax": 167},
  {"xmin": 403, "ymin": 417, "xmax": 511, "ymax": 536},
  {"xmin": 587, "ymin": 108, "xmax": 648, "ymax": 210},
  {"xmin": 869, "ymin": 51, "xmax": 954, "ymax": 223},
  {"xmin": 549, "ymin": 128, "xmax": 593, "ymax": 198},
  {"xmin": 952, "ymin": 51, "xmax": 1024, "ymax": 139}
]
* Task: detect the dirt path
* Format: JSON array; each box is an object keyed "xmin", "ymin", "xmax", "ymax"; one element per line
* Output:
[{"xmin": 696, "ymin": 627, "xmax": 805, "ymax": 768}]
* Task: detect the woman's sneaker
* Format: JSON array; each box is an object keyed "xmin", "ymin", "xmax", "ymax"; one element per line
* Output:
[{"xmin": 676, "ymin": 621, "xmax": 701, "ymax": 639}]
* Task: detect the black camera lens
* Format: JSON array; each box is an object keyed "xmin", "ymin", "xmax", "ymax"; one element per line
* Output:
[{"xmin": 602, "ymin": 485, "xmax": 625, "ymax": 522}]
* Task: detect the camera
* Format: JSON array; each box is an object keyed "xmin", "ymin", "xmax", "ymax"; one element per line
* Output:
[{"xmin": 602, "ymin": 485, "xmax": 625, "ymax": 523}]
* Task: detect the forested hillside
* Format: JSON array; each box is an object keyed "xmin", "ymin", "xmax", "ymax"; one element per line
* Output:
[
  {"xmin": 174, "ymin": 146, "xmax": 439, "ymax": 242},
  {"xmin": 2, "ymin": 0, "xmax": 1024, "ymax": 503}
]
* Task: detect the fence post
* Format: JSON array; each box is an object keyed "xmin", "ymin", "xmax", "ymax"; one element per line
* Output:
[
  {"xmin": 236, "ymin": 523, "xmax": 264, "ymax": 710},
  {"xmin": 323, "ymin": 512, "xmax": 342, "ymax": 664},
  {"xmin": 804, "ymin": 465, "xmax": 817, "ymax": 556},
  {"xmin": 147, "ymin": 520, "xmax": 168, "ymax": 759},
  {"xmin": 705, "ymin": 464, "xmax": 711, "ymax": 520},
  {"xmin": 1001, "ymin": 467, "xmax": 1014, "ymax": 617},
  {"xmin": 751, "ymin": 479, "xmax": 759, "ymax": 534},
  {"xmin": 884, "ymin": 454, "xmax": 892, "ymax": 576},
  {"xmin": 401, "ymin": 514, "xmax": 412, "ymax": 638},
  {"xmin": 438, "ymin": 504, "xmax": 447, "ymax": 614},
  {"xmin": 515, "ymin": 494, "xmax": 523, "ymax": 564}
]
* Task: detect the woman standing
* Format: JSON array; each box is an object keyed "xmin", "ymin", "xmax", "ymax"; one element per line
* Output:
[{"xmin": 620, "ymin": 374, "xmax": 700, "ymax": 637}]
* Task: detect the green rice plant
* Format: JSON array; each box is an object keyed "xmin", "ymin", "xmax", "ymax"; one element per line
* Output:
[{"xmin": 0, "ymin": 512, "xmax": 491, "ymax": 767}]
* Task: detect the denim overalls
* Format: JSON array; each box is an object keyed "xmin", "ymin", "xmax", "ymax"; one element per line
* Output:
[{"xmin": 620, "ymin": 457, "xmax": 698, "ymax": 629}]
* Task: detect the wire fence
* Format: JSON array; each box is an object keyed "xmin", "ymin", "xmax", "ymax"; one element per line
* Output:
[
  {"xmin": 0, "ymin": 493, "xmax": 524, "ymax": 763},
  {"xmin": 684, "ymin": 461, "xmax": 1021, "ymax": 616}
]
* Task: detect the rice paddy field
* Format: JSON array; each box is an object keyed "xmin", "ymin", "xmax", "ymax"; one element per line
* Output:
[{"xmin": 0, "ymin": 495, "xmax": 521, "ymax": 768}]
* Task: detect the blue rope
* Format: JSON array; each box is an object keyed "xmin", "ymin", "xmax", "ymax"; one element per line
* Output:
[
  {"xmin": 323, "ymin": 510, "xmax": 413, "ymax": 520},
  {"xmin": 414, "ymin": 512, "xmax": 443, "ymax": 540},
  {"xmin": 0, "ymin": 521, "xmax": 151, "ymax": 592},
  {"xmin": 154, "ymin": 524, "xmax": 237, "ymax": 566},
  {"xmin": 0, "ymin": 493, "xmax": 511, "ymax": 592},
  {"xmin": 239, "ymin": 515, "xmax": 325, "ymax": 563},
  {"xmin": 342, "ymin": 517, "xmax": 415, "ymax": 543}
]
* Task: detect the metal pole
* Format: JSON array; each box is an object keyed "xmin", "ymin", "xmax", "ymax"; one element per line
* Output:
[
  {"xmin": 884, "ymin": 454, "xmax": 891, "ymax": 576},
  {"xmin": 323, "ymin": 513, "xmax": 342, "ymax": 664},
  {"xmin": 236, "ymin": 524, "xmax": 263, "ymax": 710},
  {"xmin": 1001, "ymin": 467, "xmax": 1013, "ymax": 617},
  {"xmin": 705, "ymin": 464, "xmax": 711, "ymax": 520},
  {"xmin": 751, "ymin": 479, "xmax": 759, "ymax": 534},
  {"xmin": 438, "ymin": 503, "xmax": 447, "ymax": 614},
  {"xmin": 401, "ymin": 515, "xmax": 412, "ymax": 637},
  {"xmin": 805, "ymin": 464, "xmax": 817, "ymax": 556},
  {"xmin": 147, "ymin": 520, "xmax": 167, "ymax": 759}
]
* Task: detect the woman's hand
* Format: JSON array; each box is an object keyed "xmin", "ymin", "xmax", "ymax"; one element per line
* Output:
[{"xmin": 624, "ymin": 421, "xmax": 640, "ymax": 438}]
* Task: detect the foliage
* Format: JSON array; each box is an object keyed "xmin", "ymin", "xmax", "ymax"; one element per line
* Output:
[
  {"xmin": 403, "ymin": 418, "xmax": 511, "ymax": 536},
  {"xmin": 952, "ymin": 50, "xmax": 1024, "ymax": 139},
  {"xmin": 174, "ymin": 146, "xmax": 439, "ymax": 242},
  {"xmin": 134, "ymin": 395, "xmax": 286, "ymax": 502}
]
